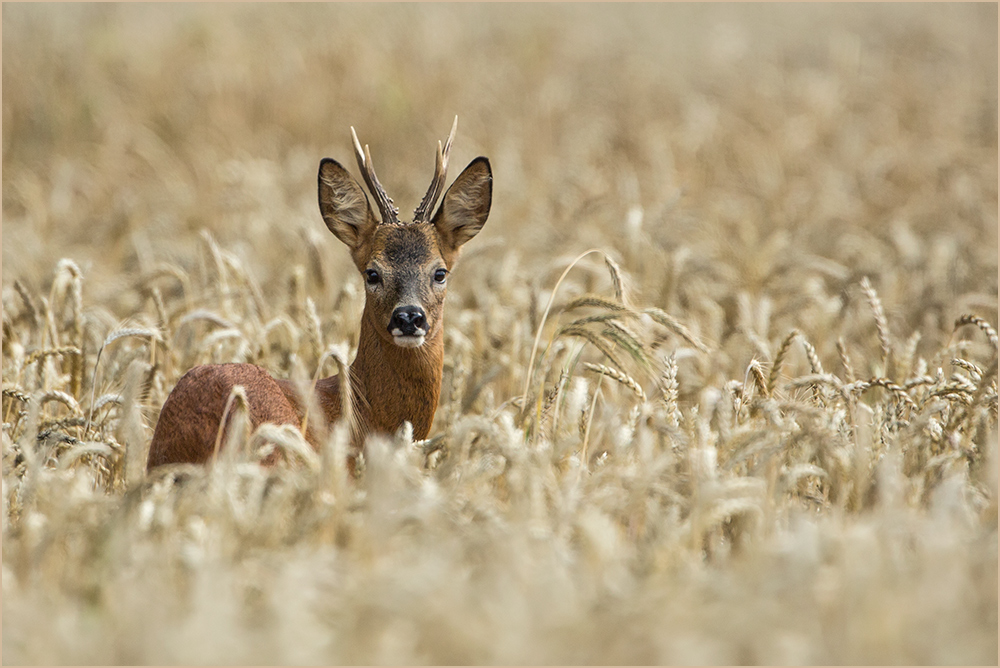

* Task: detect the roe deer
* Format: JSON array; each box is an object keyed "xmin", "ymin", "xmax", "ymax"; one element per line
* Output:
[{"xmin": 146, "ymin": 118, "xmax": 492, "ymax": 470}]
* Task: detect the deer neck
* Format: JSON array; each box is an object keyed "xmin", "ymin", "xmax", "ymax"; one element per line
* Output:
[{"xmin": 343, "ymin": 303, "xmax": 444, "ymax": 440}]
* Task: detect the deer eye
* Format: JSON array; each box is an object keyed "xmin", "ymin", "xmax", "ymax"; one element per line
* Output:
[
  {"xmin": 433, "ymin": 268, "xmax": 448, "ymax": 284},
  {"xmin": 365, "ymin": 269, "xmax": 381, "ymax": 285}
]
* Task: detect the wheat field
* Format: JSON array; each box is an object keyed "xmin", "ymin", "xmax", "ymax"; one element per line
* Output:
[{"xmin": 2, "ymin": 4, "xmax": 997, "ymax": 665}]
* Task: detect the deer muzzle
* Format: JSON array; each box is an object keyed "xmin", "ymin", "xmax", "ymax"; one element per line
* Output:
[{"xmin": 388, "ymin": 305, "xmax": 428, "ymax": 347}]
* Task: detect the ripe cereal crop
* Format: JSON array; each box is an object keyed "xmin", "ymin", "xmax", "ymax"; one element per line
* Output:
[{"xmin": 2, "ymin": 5, "xmax": 997, "ymax": 664}]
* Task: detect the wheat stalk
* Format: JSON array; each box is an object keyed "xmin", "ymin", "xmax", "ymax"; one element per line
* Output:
[
  {"xmin": 836, "ymin": 337, "xmax": 857, "ymax": 385},
  {"xmin": 84, "ymin": 327, "xmax": 162, "ymax": 437},
  {"xmin": 13, "ymin": 279, "xmax": 42, "ymax": 336},
  {"xmin": 659, "ymin": 353, "xmax": 681, "ymax": 428},
  {"xmin": 521, "ymin": 248, "xmax": 624, "ymax": 414},
  {"xmin": 954, "ymin": 314, "xmax": 999, "ymax": 349},
  {"xmin": 559, "ymin": 295, "xmax": 632, "ymax": 314},
  {"xmin": 51, "ymin": 259, "xmax": 85, "ymax": 397},
  {"xmin": 747, "ymin": 359, "xmax": 769, "ymax": 399},
  {"xmin": 844, "ymin": 377, "xmax": 918, "ymax": 412},
  {"xmin": 177, "ymin": 309, "xmax": 237, "ymax": 331},
  {"xmin": 38, "ymin": 416, "xmax": 88, "ymax": 432},
  {"xmin": 539, "ymin": 367, "xmax": 569, "ymax": 437},
  {"xmin": 582, "ymin": 362, "xmax": 646, "ymax": 402},
  {"xmin": 2, "ymin": 387, "xmax": 31, "ymax": 405},
  {"xmin": 212, "ymin": 384, "xmax": 250, "ymax": 463},
  {"xmin": 860, "ymin": 276, "xmax": 892, "ymax": 372},
  {"xmin": 23, "ymin": 346, "xmax": 80, "ymax": 368},
  {"xmin": 798, "ymin": 333, "xmax": 824, "ymax": 375},
  {"xmin": 643, "ymin": 307, "xmax": 710, "ymax": 353},
  {"xmin": 579, "ymin": 373, "xmax": 604, "ymax": 474},
  {"xmin": 951, "ymin": 358, "xmax": 984, "ymax": 382},
  {"xmin": 35, "ymin": 390, "xmax": 81, "ymax": 414},
  {"xmin": 769, "ymin": 329, "xmax": 799, "ymax": 394}
]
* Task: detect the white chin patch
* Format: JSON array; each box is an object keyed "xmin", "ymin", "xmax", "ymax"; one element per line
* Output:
[{"xmin": 392, "ymin": 333, "xmax": 426, "ymax": 348}]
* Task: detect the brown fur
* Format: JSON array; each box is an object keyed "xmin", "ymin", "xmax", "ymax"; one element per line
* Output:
[{"xmin": 146, "ymin": 141, "xmax": 491, "ymax": 471}]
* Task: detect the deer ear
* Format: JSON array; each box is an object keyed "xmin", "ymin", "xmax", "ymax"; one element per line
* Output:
[
  {"xmin": 318, "ymin": 158, "xmax": 376, "ymax": 250},
  {"xmin": 433, "ymin": 157, "xmax": 492, "ymax": 253}
]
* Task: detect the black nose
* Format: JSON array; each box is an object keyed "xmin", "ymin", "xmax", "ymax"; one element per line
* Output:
[{"xmin": 388, "ymin": 306, "xmax": 427, "ymax": 336}]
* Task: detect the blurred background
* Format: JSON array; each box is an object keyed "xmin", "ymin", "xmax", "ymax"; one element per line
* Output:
[{"xmin": 5, "ymin": 4, "xmax": 996, "ymax": 321}]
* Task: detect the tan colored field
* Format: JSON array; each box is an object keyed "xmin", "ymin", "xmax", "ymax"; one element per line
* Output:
[{"xmin": 3, "ymin": 4, "xmax": 997, "ymax": 664}]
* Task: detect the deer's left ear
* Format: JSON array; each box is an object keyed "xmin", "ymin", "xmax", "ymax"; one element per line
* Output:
[{"xmin": 433, "ymin": 157, "xmax": 492, "ymax": 253}]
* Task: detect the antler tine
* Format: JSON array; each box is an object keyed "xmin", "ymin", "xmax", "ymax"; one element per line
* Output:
[
  {"xmin": 351, "ymin": 126, "xmax": 399, "ymax": 225},
  {"xmin": 413, "ymin": 115, "xmax": 459, "ymax": 223}
]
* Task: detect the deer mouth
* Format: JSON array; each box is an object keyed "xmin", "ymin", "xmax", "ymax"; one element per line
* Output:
[{"xmin": 391, "ymin": 332, "xmax": 426, "ymax": 348}]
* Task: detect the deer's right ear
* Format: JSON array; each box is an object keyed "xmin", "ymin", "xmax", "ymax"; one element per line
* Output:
[{"xmin": 318, "ymin": 158, "xmax": 377, "ymax": 250}]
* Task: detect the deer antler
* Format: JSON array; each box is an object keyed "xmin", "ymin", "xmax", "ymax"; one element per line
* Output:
[
  {"xmin": 351, "ymin": 127, "xmax": 400, "ymax": 225},
  {"xmin": 412, "ymin": 116, "xmax": 459, "ymax": 224}
]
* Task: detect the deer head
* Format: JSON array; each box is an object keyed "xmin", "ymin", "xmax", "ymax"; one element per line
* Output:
[{"xmin": 317, "ymin": 118, "xmax": 492, "ymax": 348}]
